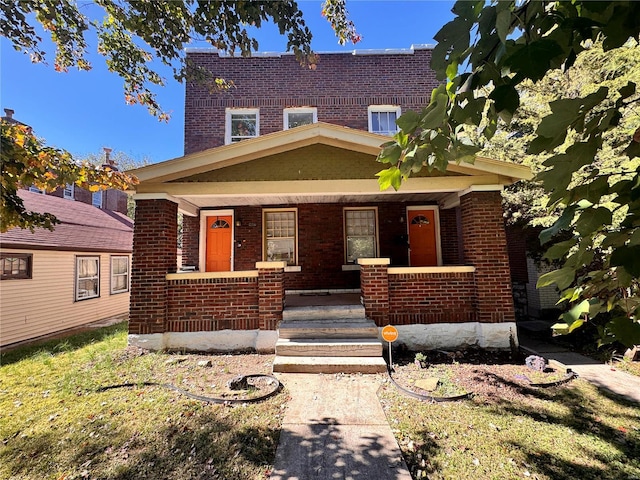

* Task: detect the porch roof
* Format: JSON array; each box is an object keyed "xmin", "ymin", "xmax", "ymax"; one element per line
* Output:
[{"xmin": 130, "ymin": 122, "xmax": 531, "ymax": 215}]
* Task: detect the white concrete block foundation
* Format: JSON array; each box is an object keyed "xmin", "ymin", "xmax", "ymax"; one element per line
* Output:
[
  {"xmin": 384, "ymin": 322, "xmax": 518, "ymax": 351},
  {"xmin": 129, "ymin": 330, "xmax": 278, "ymax": 353}
]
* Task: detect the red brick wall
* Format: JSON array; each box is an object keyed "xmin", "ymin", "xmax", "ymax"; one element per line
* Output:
[
  {"xmin": 166, "ymin": 276, "xmax": 259, "ymax": 332},
  {"xmin": 184, "ymin": 47, "xmax": 438, "ymax": 154},
  {"xmin": 460, "ymin": 191, "xmax": 515, "ymax": 323},
  {"xmin": 182, "ymin": 214, "xmax": 200, "ymax": 268},
  {"xmin": 258, "ymin": 266, "xmax": 284, "ymax": 330},
  {"xmin": 129, "ymin": 199, "xmax": 178, "ymax": 334},
  {"xmin": 388, "ymin": 271, "xmax": 476, "ymax": 324},
  {"xmin": 440, "ymin": 207, "xmax": 463, "ymax": 265},
  {"xmin": 360, "ymin": 262, "xmax": 389, "ymax": 326}
]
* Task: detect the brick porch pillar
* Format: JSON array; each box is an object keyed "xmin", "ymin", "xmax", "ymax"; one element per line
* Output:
[
  {"xmin": 256, "ymin": 261, "xmax": 285, "ymax": 330},
  {"xmin": 460, "ymin": 190, "xmax": 515, "ymax": 323},
  {"xmin": 129, "ymin": 198, "xmax": 178, "ymax": 335},
  {"xmin": 359, "ymin": 258, "xmax": 390, "ymax": 326}
]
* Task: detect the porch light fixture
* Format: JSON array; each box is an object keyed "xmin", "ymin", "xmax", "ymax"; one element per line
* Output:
[{"xmin": 235, "ymin": 219, "xmax": 242, "ymax": 227}]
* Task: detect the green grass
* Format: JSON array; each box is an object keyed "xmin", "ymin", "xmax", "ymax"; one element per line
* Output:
[
  {"xmin": 0, "ymin": 323, "xmax": 283, "ymax": 480},
  {"xmin": 380, "ymin": 375, "xmax": 640, "ymax": 480}
]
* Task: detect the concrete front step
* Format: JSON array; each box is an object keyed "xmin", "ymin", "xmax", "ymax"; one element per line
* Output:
[
  {"xmin": 278, "ymin": 319, "xmax": 379, "ymax": 339},
  {"xmin": 273, "ymin": 355, "xmax": 388, "ymax": 374},
  {"xmin": 276, "ymin": 338, "xmax": 383, "ymax": 357},
  {"xmin": 283, "ymin": 304, "xmax": 365, "ymax": 321}
]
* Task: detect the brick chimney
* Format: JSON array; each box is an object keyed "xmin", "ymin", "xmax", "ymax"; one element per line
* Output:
[
  {"xmin": 4, "ymin": 108, "xmax": 14, "ymax": 119},
  {"xmin": 102, "ymin": 147, "xmax": 118, "ymax": 171}
]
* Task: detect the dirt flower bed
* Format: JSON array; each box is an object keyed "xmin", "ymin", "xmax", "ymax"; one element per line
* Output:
[{"xmin": 388, "ymin": 346, "xmax": 571, "ymax": 402}]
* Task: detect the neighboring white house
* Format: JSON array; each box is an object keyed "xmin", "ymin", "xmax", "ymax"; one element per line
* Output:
[{"xmin": 0, "ymin": 190, "xmax": 133, "ymax": 347}]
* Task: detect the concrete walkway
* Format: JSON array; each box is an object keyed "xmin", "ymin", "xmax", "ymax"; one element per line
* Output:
[
  {"xmin": 270, "ymin": 373, "xmax": 411, "ymax": 480},
  {"xmin": 519, "ymin": 326, "xmax": 640, "ymax": 404}
]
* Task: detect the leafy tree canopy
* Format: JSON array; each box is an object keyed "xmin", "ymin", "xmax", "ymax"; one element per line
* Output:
[
  {"xmin": 378, "ymin": 0, "xmax": 640, "ymax": 347},
  {"xmin": 0, "ymin": 0, "xmax": 357, "ymax": 232}
]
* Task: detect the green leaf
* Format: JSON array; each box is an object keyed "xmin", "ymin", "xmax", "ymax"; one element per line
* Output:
[
  {"xmin": 543, "ymin": 238, "xmax": 577, "ymax": 261},
  {"xmin": 537, "ymin": 267, "xmax": 575, "ymax": 290},
  {"xmin": 395, "ymin": 110, "xmax": 421, "ymax": 133},
  {"xmin": 420, "ymin": 92, "xmax": 449, "ymax": 130},
  {"xmin": 376, "ymin": 166, "xmax": 402, "ymax": 191},
  {"xmin": 378, "ymin": 143, "xmax": 402, "ymax": 165},
  {"xmin": 604, "ymin": 316, "xmax": 640, "ymax": 348},
  {"xmin": 574, "ymin": 207, "xmax": 612, "ymax": 236},
  {"xmin": 610, "ymin": 245, "xmax": 640, "ymax": 277},
  {"xmin": 495, "ymin": 7, "xmax": 511, "ymax": 44},
  {"xmin": 539, "ymin": 205, "xmax": 577, "ymax": 245},
  {"xmin": 489, "ymin": 84, "xmax": 519, "ymax": 122},
  {"xmin": 503, "ymin": 39, "xmax": 565, "ymax": 82},
  {"xmin": 562, "ymin": 299, "xmax": 590, "ymax": 327}
]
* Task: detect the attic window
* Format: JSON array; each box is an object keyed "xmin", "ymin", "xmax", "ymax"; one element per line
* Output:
[{"xmin": 226, "ymin": 108, "xmax": 259, "ymax": 144}]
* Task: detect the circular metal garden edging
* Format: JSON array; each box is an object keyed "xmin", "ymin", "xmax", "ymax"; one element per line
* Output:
[
  {"xmin": 386, "ymin": 366, "xmax": 473, "ymax": 402},
  {"xmin": 96, "ymin": 374, "xmax": 282, "ymax": 404}
]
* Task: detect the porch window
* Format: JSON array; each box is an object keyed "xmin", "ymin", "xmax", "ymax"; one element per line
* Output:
[
  {"xmin": 76, "ymin": 256, "xmax": 100, "ymax": 301},
  {"xmin": 1, "ymin": 253, "xmax": 32, "ymax": 280},
  {"xmin": 110, "ymin": 255, "xmax": 130, "ymax": 294},
  {"xmin": 225, "ymin": 108, "xmax": 259, "ymax": 144},
  {"xmin": 284, "ymin": 107, "xmax": 317, "ymax": 129},
  {"xmin": 344, "ymin": 208, "xmax": 378, "ymax": 263},
  {"xmin": 263, "ymin": 209, "xmax": 297, "ymax": 265},
  {"xmin": 368, "ymin": 105, "xmax": 401, "ymax": 136}
]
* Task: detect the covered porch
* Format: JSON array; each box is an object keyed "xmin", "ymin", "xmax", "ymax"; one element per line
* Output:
[{"xmin": 127, "ymin": 123, "xmax": 531, "ymax": 353}]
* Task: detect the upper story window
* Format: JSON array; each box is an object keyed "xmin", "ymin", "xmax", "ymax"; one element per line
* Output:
[
  {"xmin": 92, "ymin": 190, "xmax": 103, "ymax": 208},
  {"xmin": 29, "ymin": 186, "xmax": 45, "ymax": 194},
  {"xmin": 368, "ymin": 105, "xmax": 401, "ymax": 136},
  {"xmin": 284, "ymin": 107, "xmax": 317, "ymax": 130},
  {"xmin": 63, "ymin": 184, "xmax": 74, "ymax": 200},
  {"xmin": 344, "ymin": 208, "xmax": 379, "ymax": 263},
  {"xmin": 225, "ymin": 108, "xmax": 259, "ymax": 144},
  {"xmin": 1, "ymin": 253, "xmax": 33, "ymax": 280},
  {"xmin": 263, "ymin": 208, "xmax": 298, "ymax": 266}
]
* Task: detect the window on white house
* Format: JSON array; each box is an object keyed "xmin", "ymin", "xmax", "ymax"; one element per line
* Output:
[
  {"xmin": 368, "ymin": 105, "xmax": 401, "ymax": 136},
  {"xmin": 1, "ymin": 253, "xmax": 32, "ymax": 280},
  {"xmin": 28, "ymin": 186, "xmax": 45, "ymax": 194},
  {"xmin": 225, "ymin": 108, "xmax": 259, "ymax": 144},
  {"xmin": 110, "ymin": 256, "xmax": 129, "ymax": 294},
  {"xmin": 92, "ymin": 190, "xmax": 103, "ymax": 208},
  {"xmin": 263, "ymin": 209, "xmax": 297, "ymax": 265},
  {"xmin": 344, "ymin": 208, "xmax": 378, "ymax": 263},
  {"xmin": 284, "ymin": 107, "xmax": 317, "ymax": 129},
  {"xmin": 76, "ymin": 256, "xmax": 100, "ymax": 301},
  {"xmin": 63, "ymin": 184, "xmax": 74, "ymax": 200}
]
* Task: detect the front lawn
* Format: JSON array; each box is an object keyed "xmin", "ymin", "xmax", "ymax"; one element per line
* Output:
[
  {"xmin": 379, "ymin": 349, "xmax": 640, "ymax": 480},
  {"xmin": 0, "ymin": 323, "xmax": 283, "ymax": 480}
]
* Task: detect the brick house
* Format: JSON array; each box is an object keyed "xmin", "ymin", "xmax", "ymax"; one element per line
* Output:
[{"xmin": 127, "ymin": 45, "xmax": 531, "ymax": 356}]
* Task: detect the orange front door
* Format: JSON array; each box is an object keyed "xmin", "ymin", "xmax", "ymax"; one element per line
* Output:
[
  {"xmin": 408, "ymin": 209, "xmax": 438, "ymax": 266},
  {"xmin": 206, "ymin": 216, "xmax": 232, "ymax": 271}
]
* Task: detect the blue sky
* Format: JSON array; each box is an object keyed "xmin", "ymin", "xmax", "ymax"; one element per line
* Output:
[{"xmin": 1, "ymin": 1, "xmax": 455, "ymax": 164}]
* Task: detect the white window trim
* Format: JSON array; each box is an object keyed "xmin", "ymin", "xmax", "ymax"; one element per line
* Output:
[
  {"xmin": 283, "ymin": 107, "xmax": 317, "ymax": 130},
  {"xmin": 64, "ymin": 183, "xmax": 74, "ymax": 200},
  {"xmin": 343, "ymin": 207, "xmax": 379, "ymax": 264},
  {"xmin": 110, "ymin": 255, "xmax": 130, "ymax": 294},
  {"xmin": 368, "ymin": 105, "xmax": 401, "ymax": 135},
  {"xmin": 406, "ymin": 205, "xmax": 443, "ymax": 266},
  {"xmin": 263, "ymin": 208, "xmax": 299, "ymax": 266},
  {"xmin": 75, "ymin": 256, "xmax": 100, "ymax": 301},
  {"xmin": 28, "ymin": 186, "xmax": 45, "ymax": 194},
  {"xmin": 225, "ymin": 108, "xmax": 260, "ymax": 144},
  {"xmin": 92, "ymin": 190, "xmax": 103, "ymax": 208},
  {"xmin": 199, "ymin": 210, "xmax": 235, "ymax": 272}
]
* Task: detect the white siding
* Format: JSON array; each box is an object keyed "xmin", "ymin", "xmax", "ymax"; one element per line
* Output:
[{"xmin": 0, "ymin": 249, "xmax": 130, "ymax": 346}]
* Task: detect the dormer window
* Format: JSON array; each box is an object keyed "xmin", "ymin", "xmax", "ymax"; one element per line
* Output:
[
  {"xmin": 225, "ymin": 108, "xmax": 259, "ymax": 144},
  {"xmin": 284, "ymin": 107, "xmax": 317, "ymax": 130}
]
